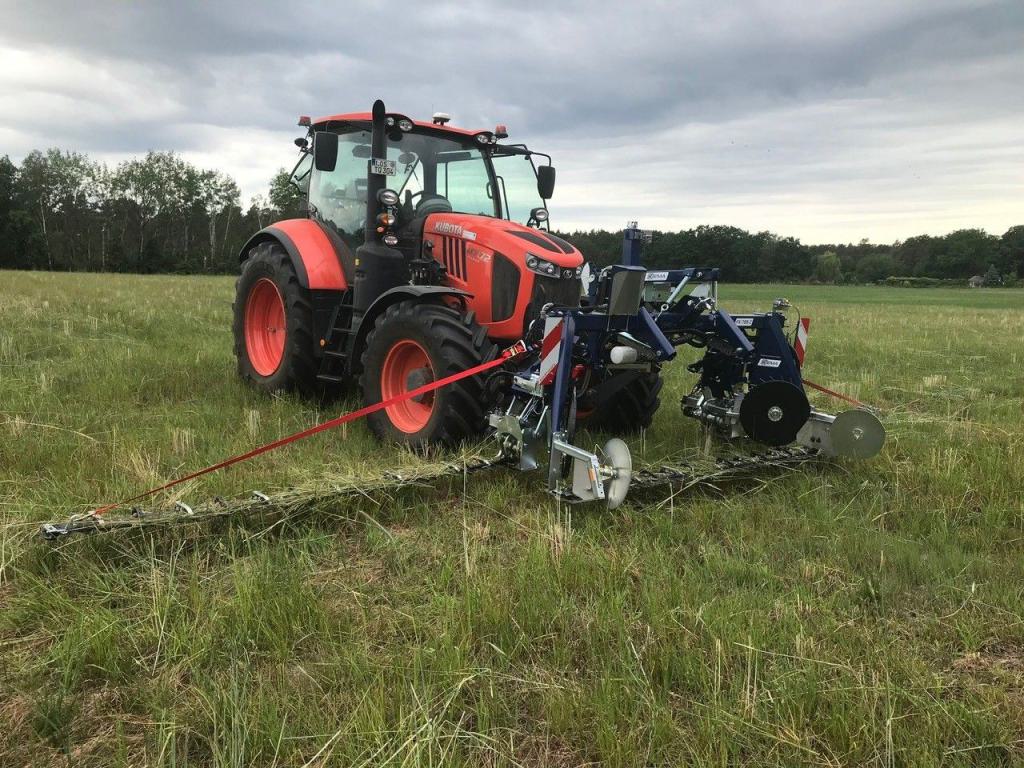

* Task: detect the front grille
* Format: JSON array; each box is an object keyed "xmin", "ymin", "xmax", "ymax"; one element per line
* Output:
[
  {"xmin": 532, "ymin": 274, "xmax": 580, "ymax": 308},
  {"xmin": 492, "ymin": 252, "xmax": 520, "ymax": 322},
  {"xmin": 439, "ymin": 235, "xmax": 467, "ymax": 280},
  {"xmin": 524, "ymin": 274, "xmax": 580, "ymax": 336}
]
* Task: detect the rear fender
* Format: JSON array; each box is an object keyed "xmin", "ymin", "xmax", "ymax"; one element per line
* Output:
[
  {"xmin": 349, "ymin": 286, "xmax": 472, "ymax": 374},
  {"xmin": 239, "ymin": 219, "xmax": 348, "ymax": 291}
]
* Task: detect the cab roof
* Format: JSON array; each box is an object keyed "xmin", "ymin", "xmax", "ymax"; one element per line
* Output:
[{"xmin": 312, "ymin": 112, "xmax": 479, "ymax": 137}]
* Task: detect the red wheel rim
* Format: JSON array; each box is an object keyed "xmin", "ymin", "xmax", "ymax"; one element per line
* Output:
[
  {"xmin": 244, "ymin": 278, "xmax": 286, "ymax": 376},
  {"xmin": 380, "ymin": 339, "xmax": 435, "ymax": 433}
]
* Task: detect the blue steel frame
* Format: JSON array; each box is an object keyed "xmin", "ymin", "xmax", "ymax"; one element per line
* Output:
[
  {"xmin": 544, "ymin": 306, "xmax": 677, "ymax": 435},
  {"xmin": 537, "ymin": 265, "xmax": 804, "ymax": 437}
]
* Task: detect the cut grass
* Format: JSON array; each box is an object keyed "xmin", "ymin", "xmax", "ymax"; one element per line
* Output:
[{"xmin": 1, "ymin": 270, "xmax": 1023, "ymax": 766}]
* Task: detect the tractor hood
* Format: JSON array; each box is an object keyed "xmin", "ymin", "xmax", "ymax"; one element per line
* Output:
[
  {"xmin": 424, "ymin": 213, "xmax": 584, "ymax": 270},
  {"xmin": 421, "ymin": 212, "xmax": 585, "ymax": 340}
]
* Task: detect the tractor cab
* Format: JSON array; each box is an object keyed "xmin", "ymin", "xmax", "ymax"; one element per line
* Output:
[{"xmin": 294, "ymin": 113, "xmax": 556, "ymax": 257}]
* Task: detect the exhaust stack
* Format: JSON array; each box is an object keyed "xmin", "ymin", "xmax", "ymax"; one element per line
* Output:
[
  {"xmin": 364, "ymin": 99, "xmax": 387, "ymax": 244},
  {"xmin": 353, "ymin": 99, "xmax": 409, "ymax": 316}
]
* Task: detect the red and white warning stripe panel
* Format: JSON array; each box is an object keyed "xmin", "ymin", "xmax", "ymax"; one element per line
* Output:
[
  {"xmin": 794, "ymin": 317, "xmax": 810, "ymax": 365},
  {"xmin": 539, "ymin": 316, "xmax": 564, "ymax": 385}
]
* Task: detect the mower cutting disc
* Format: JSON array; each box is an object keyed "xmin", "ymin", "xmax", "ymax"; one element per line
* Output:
[
  {"xmin": 740, "ymin": 381, "xmax": 811, "ymax": 446},
  {"xmin": 829, "ymin": 409, "xmax": 886, "ymax": 459},
  {"xmin": 602, "ymin": 438, "xmax": 633, "ymax": 509}
]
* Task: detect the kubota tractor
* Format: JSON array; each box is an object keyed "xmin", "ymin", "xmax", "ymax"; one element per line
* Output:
[{"xmin": 234, "ymin": 99, "xmax": 653, "ymax": 446}]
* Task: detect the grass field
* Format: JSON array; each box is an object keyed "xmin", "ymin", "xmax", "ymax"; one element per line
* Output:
[{"xmin": 2, "ymin": 270, "xmax": 1023, "ymax": 766}]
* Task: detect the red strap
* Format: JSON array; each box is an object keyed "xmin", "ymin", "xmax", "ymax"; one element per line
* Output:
[
  {"xmin": 802, "ymin": 378, "xmax": 869, "ymax": 409},
  {"xmin": 91, "ymin": 353, "xmax": 512, "ymax": 516}
]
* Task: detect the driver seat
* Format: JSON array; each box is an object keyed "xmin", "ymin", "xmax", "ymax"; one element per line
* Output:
[{"xmin": 415, "ymin": 194, "xmax": 453, "ymax": 217}]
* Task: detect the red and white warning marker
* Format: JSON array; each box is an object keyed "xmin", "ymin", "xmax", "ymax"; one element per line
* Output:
[
  {"xmin": 794, "ymin": 317, "xmax": 810, "ymax": 366},
  {"xmin": 539, "ymin": 316, "xmax": 565, "ymax": 385}
]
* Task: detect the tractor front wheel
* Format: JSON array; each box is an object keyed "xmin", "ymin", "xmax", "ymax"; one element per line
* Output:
[
  {"xmin": 360, "ymin": 301, "xmax": 496, "ymax": 447},
  {"xmin": 585, "ymin": 370, "xmax": 664, "ymax": 433},
  {"xmin": 233, "ymin": 242, "xmax": 319, "ymax": 395}
]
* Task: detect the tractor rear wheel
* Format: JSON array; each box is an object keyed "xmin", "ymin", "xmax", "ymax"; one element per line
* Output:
[
  {"xmin": 360, "ymin": 301, "xmax": 496, "ymax": 447},
  {"xmin": 586, "ymin": 370, "xmax": 664, "ymax": 433},
  {"xmin": 233, "ymin": 241, "xmax": 319, "ymax": 395}
]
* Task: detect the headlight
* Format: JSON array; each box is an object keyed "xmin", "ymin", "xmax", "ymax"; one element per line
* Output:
[
  {"xmin": 398, "ymin": 118, "xmax": 413, "ymax": 132},
  {"xmin": 526, "ymin": 254, "xmax": 576, "ymax": 279},
  {"xmin": 476, "ymin": 133, "xmax": 489, "ymax": 144},
  {"xmin": 386, "ymin": 116, "xmax": 395, "ymax": 127},
  {"xmin": 378, "ymin": 188, "xmax": 399, "ymax": 206}
]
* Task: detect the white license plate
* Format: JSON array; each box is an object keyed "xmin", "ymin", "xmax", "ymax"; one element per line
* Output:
[
  {"xmin": 370, "ymin": 158, "xmax": 396, "ymax": 176},
  {"xmin": 644, "ymin": 271, "xmax": 669, "ymax": 282}
]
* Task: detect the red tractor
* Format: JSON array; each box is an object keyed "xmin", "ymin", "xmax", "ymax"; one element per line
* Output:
[{"xmin": 234, "ymin": 100, "xmax": 658, "ymax": 445}]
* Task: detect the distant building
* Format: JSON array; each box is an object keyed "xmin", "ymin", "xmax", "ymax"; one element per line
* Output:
[
  {"xmin": 983, "ymin": 266, "xmax": 1003, "ymax": 286},
  {"xmin": 968, "ymin": 275, "xmax": 985, "ymax": 288}
]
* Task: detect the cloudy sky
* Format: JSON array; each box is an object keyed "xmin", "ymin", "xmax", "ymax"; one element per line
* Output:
[{"xmin": 1, "ymin": 0, "xmax": 1021, "ymax": 243}]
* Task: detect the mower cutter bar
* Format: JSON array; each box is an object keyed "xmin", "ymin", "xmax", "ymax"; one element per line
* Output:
[
  {"xmin": 38, "ymin": 447, "xmax": 818, "ymax": 540},
  {"xmin": 630, "ymin": 445, "xmax": 818, "ymax": 491},
  {"xmin": 40, "ymin": 455, "xmax": 505, "ymax": 540}
]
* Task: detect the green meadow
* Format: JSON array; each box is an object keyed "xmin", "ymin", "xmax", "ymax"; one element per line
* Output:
[{"xmin": 2, "ymin": 270, "xmax": 1023, "ymax": 766}]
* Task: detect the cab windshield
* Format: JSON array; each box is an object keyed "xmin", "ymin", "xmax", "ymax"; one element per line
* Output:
[
  {"xmin": 309, "ymin": 128, "xmax": 497, "ymax": 239},
  {"xmin": 306, "ymin": 127, "xmax": 547, "ymax": 238},
  {"xmin": 491, "ymin": 150, "xmax": 547, "ymax": 226}
]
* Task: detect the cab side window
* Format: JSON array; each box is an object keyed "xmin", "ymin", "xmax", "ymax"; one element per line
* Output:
[
  {"xmin": 289, "ymin": 153, "xmax": 313, "ymax": 195},
  {"xmin": 308, "ymin": 130, "xmax": 372, "ymax": 238}
]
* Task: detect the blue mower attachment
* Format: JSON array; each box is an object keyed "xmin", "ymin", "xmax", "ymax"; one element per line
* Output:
[{"xmin": 487, "ymin": 261, "xmax": 885, "ymax": 507}]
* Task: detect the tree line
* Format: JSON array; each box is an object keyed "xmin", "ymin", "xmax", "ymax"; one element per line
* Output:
[
  {"xmin": 0, "ymin": 150, "xmax": 296, "ymax": 275},
  {"xmin": 568, "ymin": 225, "xmax": 1023, "ymax": 284},
  {"xmin": 1, "ymin": 149, "xmax": 1021, "ymax": 283}
]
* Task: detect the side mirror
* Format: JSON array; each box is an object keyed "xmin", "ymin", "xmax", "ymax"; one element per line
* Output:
[
  {"xmin": 537, "ymin": 165, "xmax": 556, "ymax": 199},
  {"xmin": 313, "ymin": 131, "xmax": 338, "ymax": 172}
]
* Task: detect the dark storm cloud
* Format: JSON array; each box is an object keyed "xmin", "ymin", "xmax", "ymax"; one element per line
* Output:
[{"xmin": 1, "ymin": 0, "xmax": 1021, "ymax": 241}]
